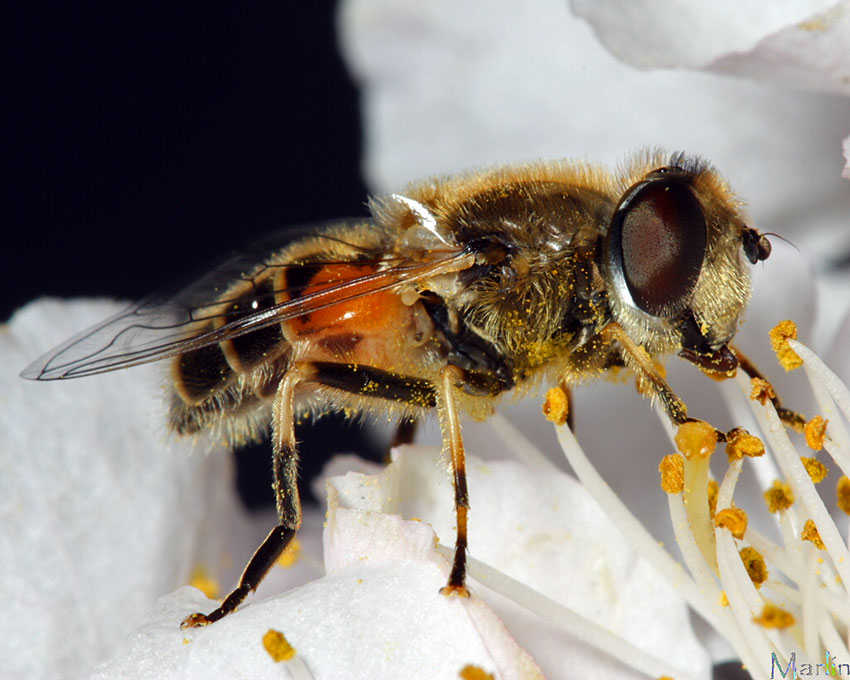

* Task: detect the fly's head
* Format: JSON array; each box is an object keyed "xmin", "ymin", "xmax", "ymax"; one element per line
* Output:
[{"xmin": 604, "ymin": 153, "xmax": 772, "ymax": 375}]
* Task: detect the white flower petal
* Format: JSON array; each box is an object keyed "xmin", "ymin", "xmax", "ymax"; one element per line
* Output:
[
  {"xmin": 327, "ymin": 446, "xmax": 712, "ymax": 679},
  {"xmin": 844, "ymin": 134, "xmax": 850, "ymax": 179},
  {"xmin": 78, "ymin": 443, "xmax": 712, "ymax": 679},
  {"xmin": 1, "ymin": 299, "xmax": 247, "ymax": 680},
  {"xmin": 826, "ymin": 302, "xmax": 850, "ymax": 384},
  {"xmin": 82, "ymin": 463, "xmax": 544, "ymax": 680},
  {"xmin": 82, "ymin": 566, "xmax": 541, "ymax": 680},
  {"xmin": 570, "ymin": 0, "xmax": 850, "ymax": 96},
  {"xmin": 707, "ymin": 2, "xmax": 850, "ymax": 97}
]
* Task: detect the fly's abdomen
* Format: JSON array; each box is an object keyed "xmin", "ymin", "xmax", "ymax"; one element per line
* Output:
[
  {"xmin": 219, "ymin": 275, "xmax": 286, "ymax": 372},
  {"xmin": 173, "ymin": 272, "xmax": 288, "ymax": 406},
  {"xmin": 170, "ymin": 255, "xmax": 434, "ymax": 438},
  {"xmin": 172, "ymin": 342, "xmax": 233, "ymax": 404}
]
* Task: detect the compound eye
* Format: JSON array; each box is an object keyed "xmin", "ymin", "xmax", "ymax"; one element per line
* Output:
[{"xmin": 611, "ymin": 179, "xmax": 707, "ymax": 317}]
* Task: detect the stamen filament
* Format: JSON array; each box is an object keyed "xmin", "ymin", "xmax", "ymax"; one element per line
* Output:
[
  {"xmin": 801, "ymin": 361, "xmax": 850, "ymax": 477},
  {"xmin": 715, "ymin": 527, "xmax": 782, "ymax": 680},
  {"xmin": 668, "ymin": 493, "xmax": 760, "ymax": 669},
  {"xmin": 554, "ymin": 423, "xmax": 720, "ymax": 627},
  {"xmin": 434, "ymin": 544, "xmax": 707, "ymax": 680},
  {"xmin": 746, "ymin": 377, "xmax": 850, "ymax": 592},
  {"xmin": 716, "ymin": 458, "xmax": 744, "ymax": 521},
  {"xmin": 682, "ymin": 453, "xmax": 717, "ymax": 572}
]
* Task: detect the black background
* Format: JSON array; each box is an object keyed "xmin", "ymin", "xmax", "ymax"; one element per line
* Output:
[{"xmin": 4, "ymin": 3, "xmax": 381, "ymax": 507}]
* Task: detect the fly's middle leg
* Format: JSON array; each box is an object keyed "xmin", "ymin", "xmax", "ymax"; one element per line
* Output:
[{"xmin": 436, "ymin": 364, "xmax": 471, "ymax": 597}]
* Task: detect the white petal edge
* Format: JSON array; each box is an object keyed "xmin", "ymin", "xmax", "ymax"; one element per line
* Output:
[
  {"xmin": 1, "ymin": 299, "xmax": 246, "ymax": 680},
  {"xmin": 570, "ymin": 0, "xmax": 850, "ymax": 96}
]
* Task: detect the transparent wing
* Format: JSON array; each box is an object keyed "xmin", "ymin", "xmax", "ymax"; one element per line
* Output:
[{"xmin": 22, "ymin": 221, "xmax": 474, "ymax": 380}]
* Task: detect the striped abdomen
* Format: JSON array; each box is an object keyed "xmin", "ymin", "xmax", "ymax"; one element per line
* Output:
[{"xmin": 169, "ymin": 258, "xmax": 432, "ymax": 438}]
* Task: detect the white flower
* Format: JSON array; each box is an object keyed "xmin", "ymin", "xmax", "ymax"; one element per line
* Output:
[{"xmin": 5, "ymin": 2, "xmax": 850, "ymax": 678}]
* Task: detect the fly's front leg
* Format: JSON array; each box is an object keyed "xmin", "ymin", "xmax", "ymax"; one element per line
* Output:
[
  {"xmin": 600, "ymin": 322, "xmax": 689, "ymax": 426},
  {"xmin": 730, "ymin": 344, "xmax": 807, "ymax": 432},
  {"xmin": 181, "ymin": 366, "xmax": 306, "ymax": 628},
  {"xmin": 561, "ymin": 383, "xmax": 574, "ymax": 432},
  {"xmin": 598, "ymin": 322, "xmax": 731, "ymax": 441},
  {"xmin": 437, "ymin": 365, "xmax": 471, "ymax": 597},
  {"xmin": 599, "ymin": 322, "xmax": 801, "ymax": 443}
]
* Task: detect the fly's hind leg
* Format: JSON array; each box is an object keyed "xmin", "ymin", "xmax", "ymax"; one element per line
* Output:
[
  {"xmin": 181, "ymin": 367, "xmax": 305, "ymax": 628},
  {"xmin": 295, "ymin": 359, "xmax": 474, "ymax": 597},
  {"xmin": 179, "ymin": 355, "xmax": 477, "ymax": 623}
]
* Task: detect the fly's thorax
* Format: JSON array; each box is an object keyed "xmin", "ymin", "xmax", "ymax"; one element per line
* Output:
[
  {"xmin": 373, "ymin": 161, "xmax": 619, "ymax": 258},
  {"xmin": 412, "ymin": 231, "xmax": 611, "ymax": 389},
  {"xmin": 375, "ymin": 164, "xmax": 620, "ymax": 369}
]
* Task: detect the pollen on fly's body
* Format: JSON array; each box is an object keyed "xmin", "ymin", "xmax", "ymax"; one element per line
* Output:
[{"xmin": 21, "ymin": 150, "xmax": 803, "ymax": 629}]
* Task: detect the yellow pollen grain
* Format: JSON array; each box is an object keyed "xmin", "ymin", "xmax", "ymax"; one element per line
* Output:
[
  {"xmin": 801, "ymin": 519, "xmax": 826, "ymax": 550},
  {"xmin": 804, "ymin": 416, "xmax": 828, "ymax": 451},
  {"xmin": 764, "ymin": 480, "xmax": 794, "ymax": 513},
  {"xmin": 276, "ymin": 537, "xmax": 302, "ymax": 568},
  {"xmin": 749, "ymin": 377, "xmax": 776, "ymax": 405},
  {"xmin": 674, "ymin": 420, "xmax": 717, "ymax": 461},
  {"xmin": 188, "ymin": 566, "xmax": 219, "ymax": 600},
  {"xmin": 837, "ymin": 476, "xmax": 850, "ymax": 515},
  {"xmin": 770, "ymin": 320, "xmax": 803, "ymax": 371},
  {"xmin": 800, "ymin": 457, "xmax": 828, "ymax": 484},
  {"xmin": 262, "ymin": 628, "xmax": 296, "ymax": 662},
  {"xmin": 719, "ymin": 591, "xmax": 729, "ymax": 607},
  {"xmin": 753, "ymin": 602, "xmax": 795, "ymax": 629},
  {"xmin": 659, "ymin": 454, "xmax": 685, "ymax": 494},
  {"xmin": 715, "ymin": 507, "xmax": 748, "ymax": 539},
  {"xmin": 739, "ymin": 546, "xmax": 768, "ymax": 588},
  {"xmin": 725, "ymin": 431, "xmax": 765, "ymax": 461},
  {"xmin": 708, "ymin": 479, "xmax": 719, "ymax": 518},
  {"xmin": 542, "ymin": 386, "xmax": 569, "ymax": 426},
  {"xmin": 459, "ymin": 665, "xmax": 495, "ymax": 680}
]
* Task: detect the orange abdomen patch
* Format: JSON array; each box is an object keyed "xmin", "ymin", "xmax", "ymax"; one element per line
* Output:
[{"xmin": 277, "ymin": 263, "xmax": 417, "ymax": 365}]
